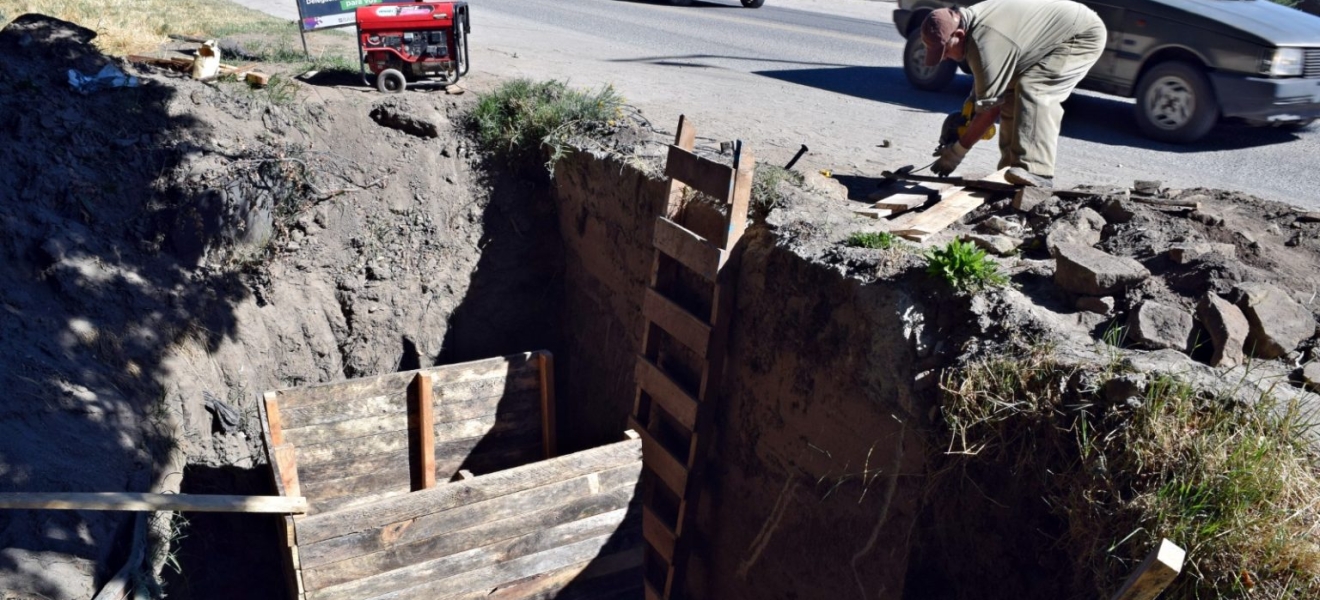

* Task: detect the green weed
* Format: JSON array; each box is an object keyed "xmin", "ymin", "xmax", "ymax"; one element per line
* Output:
[
  {"xmin": 468, "ymin": 79, "xmax": 624, "ymax": 172},
  {"xmin": 751, "ymin": 164, "xmax": 804, "ymax": 218},
  {"xmin": 924, "ymin": 238, "xmax": 1007, "ymax": 292},
  {"xmin": 845, "ymin": 231, "xmax": 895, "ymax": 250}
]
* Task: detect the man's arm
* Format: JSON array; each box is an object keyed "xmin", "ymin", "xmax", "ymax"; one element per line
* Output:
[{"xmin": 959, "ymin": 105, "xmax": 1001, "ymax": 148}]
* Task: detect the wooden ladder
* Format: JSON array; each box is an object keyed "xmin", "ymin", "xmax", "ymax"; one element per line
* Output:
[{"xmin": 630, "ymin": 116, "xmax": 753, "ymax": 600}]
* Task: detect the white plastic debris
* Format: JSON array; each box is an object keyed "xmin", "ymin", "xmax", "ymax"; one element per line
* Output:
[{"xmin": 67, "ymin": 64, "xmax": 139, "ymax": 94}]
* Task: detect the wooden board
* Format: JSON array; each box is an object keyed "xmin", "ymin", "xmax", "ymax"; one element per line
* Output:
[
  {"xmin": 890, "ymin": 168, "xmax": 1010, "ymax": 242},
  {"xmin": 0, "ymin": 492, "xmax": 308, "ymax": 514},
  {"xmin": 537, "ymin": 351, "xmax": 557, "ymax": 459},
  {"xmin": 292, "ymin": 410, "xmax": 542, "ymax": 466},
  {"xmin": 274, "ymin": 353, "xmax": 538, "ymax": 410},
  {"xmin": 641, "ymin": 505, "xmax": 676, "ymax": 562},
  {"xmin": 643, "ymin": 289, "xmax": 712, "ymax": 360},
  {"xmin": 440, "ymin": 550, "xmax": 642, "ymax": 600},
  {"xmin": 664, "ymin": 145, "xmax": 735, "ymax": 204},
  {"xmin": 869, "ymin": 192, "xmax": 930, "ymax": 211},
  {"xmin": 626, "ymin": 417, "xmax": 688, "ymax": 496},
  {"xmin": 634, "ymin": 357, "xmax": 699, "ymax": 430},
  {"xmin": 297, "ymin": 439, "xmax": 642, "ymax": 545},
  {"xmin": 282, "ymin": 388, "xmax": 540, "ymax": 437},
  {"xmin": 652, "ymin": 217, "xmax": 724, "ymax": 282},
  {"xmin": 1109, "ymin": 539, "xmax": 1185, "ymax": 600}
]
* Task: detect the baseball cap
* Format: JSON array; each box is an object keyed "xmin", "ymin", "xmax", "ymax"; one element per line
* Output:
[{"xmin": 921, "ymin": 8, "xmax": 961, "ymax": 67}]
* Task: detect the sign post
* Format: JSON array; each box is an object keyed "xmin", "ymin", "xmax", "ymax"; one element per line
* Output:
[{"xmin": 293, "ymin": 0, "xmax": 388, "ymax": 56}]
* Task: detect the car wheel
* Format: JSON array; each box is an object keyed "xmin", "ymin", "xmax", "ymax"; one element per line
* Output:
[
  {"xmin": 376, "ymin": 68, "xmax": 406, "ymax": 94},
  {"xmin": 741, "ymin": 0, "xmax": 764, "ymax": 6},
  {"xmin": 903, "ymin": 33, "xmax": 956, "ymax": 91},
  {"xmin": 1133, "ymin": 61, "xmax": 1218, "ymax": 143}
]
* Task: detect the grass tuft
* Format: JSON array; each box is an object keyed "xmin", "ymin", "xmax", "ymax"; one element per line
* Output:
[
  {"xmin": 845, "ymin": 231, "xmax": 895, "ymax": 250},
  {"xmin": 941, "ymin": 349, "xmax": 1320, "ymax": 599},
  {"xmin": 924, "ymin": 238, "xmax": 1007, "ymax": 292},
  {"xmin": 750, "ymin": 164, "xmax": 804, "ymax": 218},
  {"xmin": 0, "ymin": 0, "xmax": 288, "ymax": 55},
  {"xmin": 468, "ymin": 79, "xmax": 624, "ymax": 172}
]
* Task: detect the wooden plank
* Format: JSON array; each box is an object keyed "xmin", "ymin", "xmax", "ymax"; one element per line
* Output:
[
  {"xmin": 273, "ymin": 444, "xmax": 302, "ymax": 499},
  {"xmin": 643, "ymin": 288, "xmax": 711, "ymax": 359},
  {"xmin": 293, "ymin": 410, "xmax": 542, "ymax": 466},
  {"xmin": 652, "ymin": 217, "xmax": 724, "ymax": 282},
  {"xmin": 302, "ymin": 487, "xmax": 636, "ymax": 591},
  {"xmin": 664, "ymin": 145, "xmax": 735, "ymax": 204},
  {"xmin": 300, "ymin": 462, "xmax": 641, "ymax": 569},
  {"xmin": 662, "ymin": 115, "xmax": 698, "ymax": 218},
  {"xmin": 275, "ymin": 353, "xmax": 538, "ymax": 409},
  {"xmin": 266, "ymin": 392, "xmax": 287, "ymax": 446},
  {"xmin": 870, "ymin": 192, "xmax": 930, "ymax": 212},
  {"xmin": 641, "ymin": 506, "xmax": 676, "ymax": 562},
  {"xmin": 297, "ymin": 430, "xmax": 542, "ymax": 492},
  {"xmin": 626, "ymin": 417, "xmax": 688, "ymax": 496},
  {"xmin": 283, "ymin": 393, "xmax": 540, "ymax": 446},
  {"xmin": 1108, "ymin": 539, "xmax": 1186, "ymax": 600},
  {"xmin": 891, "ymin": 168, "xmax": 1010, "ymax": 241},
  {"xmin": 297, "ymin": 439, "xmax": 642, "ymax": 545},
  {"xmin": 851, "ymin": 207, "xmax": 894, "ymax": 220},
  {"xmin": 722, "ymin": 143, "xmax": 754, "ymax": 249},
  {"xmin": 309, "ymin": 510, "xmax": 638, "ymax": 600},
  {"xmin": 634, "ymin": 357, "xmax": 698, "ymax": 430},
  {"xmin": 281, "ymin": 376, "xmax": 540, "ymax": 430},
  {"xmin": 441, "ymin": 550, "xmax": 642, "ymax": 600},
  {"xmin": 537, "ymin": 351, "xmax": 557, "ymax": 459},
  {"xmin": 0, "ymin": 492, "xmax": 308, "ymax": 514},
  {"xmin": 410, "ymin": 374, "xmax": 437, "ymax": 491}
]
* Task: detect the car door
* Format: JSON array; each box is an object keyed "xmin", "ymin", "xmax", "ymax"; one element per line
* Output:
[{"xmin": 1077, "ymin": 0, "xmax": 1127, "ymax": 91}]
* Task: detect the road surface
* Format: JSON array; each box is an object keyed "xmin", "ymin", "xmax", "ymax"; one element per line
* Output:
[{"xmin": 240, "ymin": 0, "xmax": 1320, "ymax": 207}]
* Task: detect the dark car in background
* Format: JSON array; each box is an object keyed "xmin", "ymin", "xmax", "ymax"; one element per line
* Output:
[{"xmin": 893, "ymin": 0, "xmax": 1320, "ymax": 142}]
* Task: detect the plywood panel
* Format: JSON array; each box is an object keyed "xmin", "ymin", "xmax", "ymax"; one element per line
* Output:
[{"xmin": 275, "ymin": 354, "xmax": 537, "ymax": 410}]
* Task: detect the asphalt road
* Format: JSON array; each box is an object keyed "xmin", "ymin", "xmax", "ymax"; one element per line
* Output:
[{"xmin": 242, "ymin": 0, "xmax": 1320, "ymax": 206}]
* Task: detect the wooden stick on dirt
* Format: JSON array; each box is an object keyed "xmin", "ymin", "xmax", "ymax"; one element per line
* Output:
[
  {"xmin": 409, "ymin": 373, "xmax": 437, "ymax": 491},
  {"xmin": 0, "ymin": 492, "xmax": 309, "ymax": 514},
  {"xmin": 1130, "ymin": 195, "xmax": 1201, "ymax": 210},
  {"xmin": 1108, "ymin": 539, "xmax": 1186, "ymax": 600}
]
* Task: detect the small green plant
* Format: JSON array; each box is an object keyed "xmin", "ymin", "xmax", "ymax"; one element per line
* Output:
[
  {"xmin": 468, "ymin": 79, "xmax": 624, "ymax": 172},
  {"xmin": 924, "ymin": 238, "xmax": 1007, "ymax": 292},
  {"xmin": 751, "ymin": 164, "xmax": 804, "ymax": 218},
  {"xmin": 845, "ymin": 231, "xmax": 895, "ymax": 250}
]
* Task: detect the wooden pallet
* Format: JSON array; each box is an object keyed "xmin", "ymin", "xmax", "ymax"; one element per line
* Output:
[{"xmin": 630, "ymin": 116, "xmax": 752, "ymax": 599}]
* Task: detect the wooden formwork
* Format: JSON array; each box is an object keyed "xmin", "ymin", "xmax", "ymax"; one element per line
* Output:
[{"xmin": 260, "ymin": 351, "xmax": 644, "ymax": 600}]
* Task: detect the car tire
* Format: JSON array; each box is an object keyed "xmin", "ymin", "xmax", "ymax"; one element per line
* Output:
[
  {"xmin": 1133, "ymin": 61, "xmax": 1218, "ymax": 143},
  {"xmin": 741, "ymin": 0, "xmax": 764, "ymax": 6},
  {"xmin": 376, "ymin": 68, "xmax": 406, "ymax": 94},
  {"xmin": 903, "ymin": 33, "xmax": 956, "ymax": 91}
]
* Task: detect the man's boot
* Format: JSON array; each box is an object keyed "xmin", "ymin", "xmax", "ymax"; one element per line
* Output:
[{"xmin": 1005, "ymin": 167, "xmax": 1053, "ymax": 188}]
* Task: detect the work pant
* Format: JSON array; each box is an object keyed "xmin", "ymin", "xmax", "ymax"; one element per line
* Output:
[{"xmin": 998, "ymin": 13, "xmax": 1106, "ymax": 177}]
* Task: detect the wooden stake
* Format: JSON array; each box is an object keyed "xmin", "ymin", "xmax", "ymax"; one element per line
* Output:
[
  {"xmin": 1109, "ymin": 539, "xmax": 1186, "ymax": 600},
  {"xmin": 409, "ymin": 373, "xmax": 436, "ymax": 491},
  {"xmin": 538, "ymin": 351, "xmax": 558, "ymax": 459}
]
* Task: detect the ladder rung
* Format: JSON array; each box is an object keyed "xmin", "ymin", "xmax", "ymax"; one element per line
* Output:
[
  {"xmin": 653, "ymin": 217, "xmax": 724, "ymax": 281},
  {"xmin": 642, "ymin": 505, "xmax": 677, "ymax": 562},
  {"xmin": 665, "ymin": 144, "xmax": 735, "ymax": 203},
  {"xmin": 628, "ymin": 417, "xmax": 689, "ymax": 495},
  {"xmin": 643, "ymin": 288, "xmax": 711, "ymax": 359},
  {"xmin": 635, "ymin": 357, "xmax": 699, "ymax": 430},
  {"xmin": 645, "ymin": 580, "xmax": 663, "ymax": 600}
]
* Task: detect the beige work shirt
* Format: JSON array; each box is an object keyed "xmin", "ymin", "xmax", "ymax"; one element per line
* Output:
[{"xmin": 960, "ymin": 0, "xmax": 1101, "ymax": 111}]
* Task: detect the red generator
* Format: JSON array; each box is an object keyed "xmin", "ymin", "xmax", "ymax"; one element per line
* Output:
[{"xmin": 355, "ymin": 1, "xmax": 470, "ymax": 93}]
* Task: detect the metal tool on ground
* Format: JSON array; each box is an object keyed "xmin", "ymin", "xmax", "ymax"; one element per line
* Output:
[
  {"xmin": 877, "ymin": 161, "xmax": 935, "ymax": 186},
  {"xmin": 784, "ymin": 144, "xmax": 809, "ymax": 170}
]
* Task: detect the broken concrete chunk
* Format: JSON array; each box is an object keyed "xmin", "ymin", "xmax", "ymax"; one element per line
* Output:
[
  {"xmin": 1127, "ymin": 301, "xmax": 1194, "ymax": 352},
  {"xmin": 1045, "ymin": 207, "xmax": 1106, "ymax": 256},
  {"xmin": 1234, "ymin": 282, "xmax": 1316, "ymax": 359},
  {"xmin": 962, "ymin": 233, "xmax": 1022, "ymax": 256},
  {"xmin": 1303, "ymin": 362, "xmax": 1320, "ymax": 392},
  {"xmin": 1054, "ymin": 243, "xmax": 1150, "ymax": 295},
  {"xmin": 976, "ymin": 215, "xmax": 1022, "ymax": 236},
  {"xmin": 1102, "ymin": 199, "xmax": 1137, "ymax": 224},
  {"xmin": 1196, "ymin": 294, "xmax": 1249, "ymax": 368},
  {"xmin": 1076, "ymin": 296, "xmax": 1115, "ymax": 314},
  {"xmin": 1012, "ymin": 187, "xmax": 1053, "ymax": 213},
  {"xmin": 1168, "ymin": 242, "xmax": 1235, "ymax": 265},
  {"xmin": 1133, "ymin": 180, "xmax": 1162, "ymax": 195}
]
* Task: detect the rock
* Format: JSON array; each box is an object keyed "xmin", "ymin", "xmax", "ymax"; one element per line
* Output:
[
  {"xmin": 1197, "ymin": 294, "xmax": 1249, "ymax": 368},
  {"xmin": 1234, "ymin": 282, "xmax": 1316, "ymax": 359},
  {"xmin": 1168, "ymin": 242, "xmax": 1235, "ymax": 264},
  {"xmin": 962, "ymin": 233, "xmax": 1022, "ymax": 256},
  {"xmin": 1102, "ymin": 199, "xmax": 1137, "ymax": 224},
  {"xmin": 1045, "ymin": 207, "xmax": 1106, "ymax": 255},
  {"xmin": 1236, "ymin": 231, "xmax": 1259, "ymax": 248},
  {"xmin": 1104, "ymin": 374, "xmax": 1146, "ymax": 405},
  {"xmin": 976, "ymin": 215, "xmax": 1022, "ymax": 236},
  {"xmin": 1303, "ymin": 362, "xmax": 1320, "ymax": 392},
  {"xmin": 1189, "ymin": 210, "xmax": 1225, "ymax": 226},
  {"xmin": 1127, "ymin": 301, "xmax": 1194, "ymax": 352},
  {"xmin": 1133, "ymin": 180, "xmax": 1162, "ymax": 195},
  {"xmin": 1012, "ymin": 187, "xmax": 1053, "ymax": 213},
  {"xmin": 1076, "ymin": 296, "xmax": 1115, "ymax": 314},
  {"xmin": 369, "ymin": 97, "xmax": 447, "ymax": 138},
  {"xmin": 1054, "ymin": 243, "xmax": 1150, "ymax": 295}
]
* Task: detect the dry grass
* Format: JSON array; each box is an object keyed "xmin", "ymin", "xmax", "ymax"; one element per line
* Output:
[
  {"xmin": 941, "ymin": 347, "xmax": 1320, "ymax": 599},
  {"xmin": 0, "ymin": 0, "xmax": 288, "ymax": 56}
]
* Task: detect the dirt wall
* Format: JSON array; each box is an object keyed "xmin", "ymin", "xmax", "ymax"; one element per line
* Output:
[{"xmin": 550, "ymin": 149, "xmax": 943, "ymax": 599}]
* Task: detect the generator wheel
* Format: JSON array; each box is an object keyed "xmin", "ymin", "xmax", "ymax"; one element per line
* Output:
[{"xmin": 376, "ymin": 69, "xmax": 406, "ymax": 94}]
